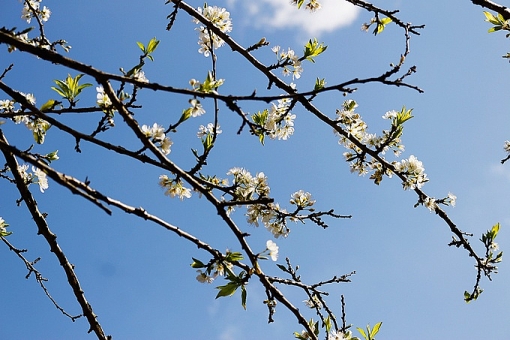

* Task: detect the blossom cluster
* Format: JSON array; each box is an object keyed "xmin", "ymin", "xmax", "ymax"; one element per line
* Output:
[
  {"xmin": 246, "ymin": 190, "xmax": 315, "ymax": 238},
  {"xmin": 290, "ymin": 190, "xmax": 315, "ymax": 209},
  {"xmin": 193, "ymin": 4, "xmax": 232, "ymax": 57},
  {"xmin": 197, "ymin": 123, "xmax": 222, "ymax": 139},
  {"xmin": 393, "ymin": 155, "xmax": 428, "ymax": 190},
  {"xmin": 424, "ymin": 192, "xmax": 457, "ymax": 212},
  {"xmin": 0, "ymin": 217, "xmax": 11, "ymax": 237},
  {"xmin": 336, "ymin": 100, "xmax": 428, "ymax": 190},
  {"xmin": 271, "ymin": 46, "xmax": 303, "ymax": 80},
  {"xmin": 17, "ymin": 164, "xmax": 49, "ymax": 193},
  {"xmin": 141, "ymin": 123, "xmax": 173, "ymax": 155},
  {"xmin": 1, "ymin": 94, "xmax": 52, "ymax": 144},
  {"xmin": 328, "ymin": 329, "xmax": 357, "ymax": 340},
  {"xmin": 246, "ymin": 202, "xmax": 289, "ymax": 238},
  {"xmin": 196, "ymin": 259, "xmax": 233, "ymax": 284},
  {"xmin": 21, "ymin": 0, "xmax": 51, "ymax": 24},
  {"xmin": 227, "ymin": 167, "xmax": 270, "ymax": 200},
  {"xmin": 159, "ymin": 175, "xmax": 192, "ymax": 200},
  {"xmin": 189, "ymin": 74, "xmax": 224, "ymax": 94},
  {"xmin": 252, "ymin": 97, "xmax": 296, "ymax": 141}
]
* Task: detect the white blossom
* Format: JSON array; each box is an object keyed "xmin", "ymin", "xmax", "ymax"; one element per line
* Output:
[
  {"xmin": 96, "ymin": 86, "xmax": 112, "ymax": 107},
  {"xmin": 424, "ymin": 197, "xmax": 437, "ymax": 212},
  {"xmin": 32, "ymin": 166, "xmax": 48, "ymax": 193},
  {"xmin": 189, "ymin": 99, "xmax": 205, "ymax": 117},
  {"xmin": 133, "ymin": 70, "xmax": 148, "ymax": 83},
  {"xmin": 159, "ymin": 176, "xmax": 192, "ymax": 200},
  {"xmin": 328, "ymin": 330, "xmax": 355, "ymax": 340},
  {"xmin": 290, "ymin": 190, "xmax": 315, "ymax": 208},
  {"xmin": 196, "ymin": 270, "xmax": 214, "ymax": 283},
  {"xmin": 194, "ymin": 5, "xmax": 232, "ymax": 56},
  {"xmin": 197, "ymin": 123, "xmax": 222, "ymax": 138},
  {"xmin": 266, "ymin": 240, "xmax": 279, "ymax": 261}
]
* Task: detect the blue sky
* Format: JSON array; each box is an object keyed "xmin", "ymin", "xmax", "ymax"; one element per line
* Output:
[{"xmin": 1, "ymin": 0, "xmax": 509, "ymax": 339}]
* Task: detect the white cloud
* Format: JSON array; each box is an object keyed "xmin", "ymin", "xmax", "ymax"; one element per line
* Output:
[{"xmin": 228, "ymin": 0, "xmax": 360, "ymax": 36}]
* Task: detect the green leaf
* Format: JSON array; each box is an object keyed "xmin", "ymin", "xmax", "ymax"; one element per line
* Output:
[
  {"xmin": 484, "ymin": 11, "xmax": 497, "ymax": 23},
  {"xmin": 147, "ymin": 37, "xmax": 160, "ymax": 54},
  {"xmin": 225, "ymin": 251, "xmax": 244, "ymax": 262},
  {"xmin": 136, "ymin": 41, "xmax": 145, "ymax": 52},
  {"xmin": 203, "ymin": 133, "xmax": 214, "ymax": 151},
  {"xmin": 190, "ymin": 258, "xmax": 206, "ymax": 268},
  {"xmin": 374, "ymin": 17, "xmax": 392, "ymax": 35},
  {"xmin": 258, "ymin": 132, "xmax": 265, "ymax": 145},
  {"xmin": 304, "ymin": 38, "xmax": 328, "ymax": 62},
  {"xmin": 314, "ymin": 77, "xmax": 326, "ymax": 91},
  {"xmin": 396, "ymin": 106, "xmax": 413, "ymax": 125},
  {"xmin": 241, "ymin": 285, "xmax": 247, "ymax": 310},
  {"xmin": 215, "ymin": 282, "xmax": 239, "ymax": 298},
  {"xmin": 51, "ymin": 80, "xmax": 68, "ymax": 97},
  {"xmin": 370, "ymin": 322, "xmax": 382, "ymax": 338},
  {"xmin": 357, "ymin": 327, "xmax": 368, "ymax": 340},
  {"xmin": 40, "ymin": 99, "xmax": 57, "ymax": 112},
  {"xmin": 491, "ymin": 222, "xmax": 500, "ymax": 237},
  {"xmin": 45, "ymin": 150, "xmax": 59, "ymax": 163},
  {"xmin": 51, "ymin": 74, "xmax": 91, "ymax": 104},
  {"xmin": 380, "ymin": 17, "xmax": 392, "ymax": 25},
  {"xmin": 276, "ymin": 264, "xmax": 289, "ymax": 273},
  {"xmin": 324, "ymin": 315, "xmax": 332, "ymax": 333},
  {"xmin": 293, "ymin": 332, "xmax": 308, "ymax": 340}
]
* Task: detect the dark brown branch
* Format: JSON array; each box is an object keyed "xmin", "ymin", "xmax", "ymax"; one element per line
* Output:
[
  {"xmin": 0, "ymin": 130, "xmax": 109, "ymax": 340},
  {"xmin": 471, "ymin": 0, "xmax": 510, "ymax": 20}
]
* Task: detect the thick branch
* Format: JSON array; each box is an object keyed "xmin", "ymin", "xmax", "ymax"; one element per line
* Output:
[
  {"xmin": 471, "ymin": 0, "xmax": 510, "ymax": 20},
  {"xmin": 0, "ymin": 130, "xmax": 109, "ymax": 340}
]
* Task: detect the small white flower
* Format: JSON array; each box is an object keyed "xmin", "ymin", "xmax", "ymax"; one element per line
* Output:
[
  {"xmin": 305, "ymin": 0, "xmax": 322, "ymax": 12},
  {"xmin": 159, "ymin": 176, "xmax": 192, "ymax": 200},
  {"xmin": 303, "ymin": 295, "xmax": 322, "ymax": 309},
  {"xmin": 160, "ymin": 137, "xmax": 173, "ymax": 155},
  {"xmin": 266, "ymin": 240, "xmax": 279, "ymax": 261},
  {"xmin": 32, "ymin": 166, "xmax": 48, "ymax": 193},
  {"xmin": 197, "ymin": 123, "xmax": 221, "ymax": 138},
  {"xmin": 196, "ymin": 270, "xmax": 214, "ymax": 283},
  {"xmin": 0, "ymin": 100, "xmax": 14, "ymax": 111},
  {"xmin": 290, "ymin": 190, "xmax": 315, "ymax": 208},
  {"xmin": 504, "ymin": 140, "xmax": 510, "ymax": 153},
  {"xmin": 133, "ymin": 70, "xmax": 148, "ymax": 83},
  {"xmin": 328, "ymin": 329, "xmax": 354, "ymax": 340},
  {"xmin": 41, "ymin": 6, "xmax": 51, "ymax": 22},
  {"xmin": 382, "ymin": 110, "xmax": 398, "ymax": 120},
  {"xmin": 96, "ymin": 86, "xmax": 112, "ymax": 107},
  {"xmin": 424, "ymin": 197, "xmax": 437, "ymax": 212},
  {"xmin": 447, "ymin": 192, "xmax": 457, "ymax": 207},
  {"xmin": 17, "ymin": 164, "xmax": 30, "ymax": 182},
  {"xmin": 22, "ymin": 93, "xmax": 36, "ymax": 105},
  {"xmin": 189, "ymin": 99, "xmax": 205, "ymax": 117}
]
